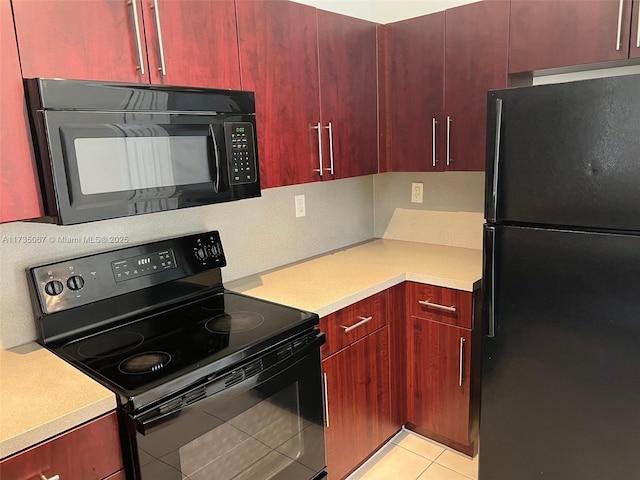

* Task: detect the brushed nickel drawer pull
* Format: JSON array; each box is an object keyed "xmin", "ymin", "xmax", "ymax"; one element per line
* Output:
[
  {"xmin": 340, "ymin": 316, "xmax": 373, "ymax": 333},
  {"xmin": 418, "ymin": 300, "xmax": 456, "ymax": 313},
  {"xmin": 41, "ymin": 475, "xmax": 60, "ymax": 480}
]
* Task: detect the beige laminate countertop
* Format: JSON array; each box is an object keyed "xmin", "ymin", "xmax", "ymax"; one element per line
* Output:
[
  {"xmin": 227, "ymin": 239, "xmax": 482, "ymax": 317},
  {"xmin": 0, "ymin": 342, "xmax": 116, "ymax": 459}
]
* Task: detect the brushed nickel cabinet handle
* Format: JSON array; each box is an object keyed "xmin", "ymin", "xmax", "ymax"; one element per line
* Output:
[
  {"xmin": 418, "ymin": 300, "xmax": 456, "ymax": 313},
  {"xmin": 432, "ymin": 117, "xmax": 437, "ymax": 167},
  {"xmin": 616, "ymin": 0, "xmax": 624, "ymax": 50},
  {"xmin": 41, "ymin": 475, "xmax": 60, "ymax": 480},
  {"xmin": 446, "ymin": 115, "xmax": 452, "ymax": 166},
  {"xmin": 637, "ymin": 2, "xmax": 640, "ymax": 48},
  {"xmin": 324, "ymin": 122, "xmax": 335, "ymax": 175},
  {"xmin": 151, "ymin": 0, "xmax": 167, "ymax": 75},
  {"xmin": 312, "ymin": 122, "xmax": 324, "ymax": 177},
  {"xmin": 323, "ymin": 372, "xmax": 330, "ymax": 427},
  {"xmin": 459, "ymin": 337, "xmax": 465, "ymax": 387},
  {"xmin": 128, "ymin": 0, "xmax": 145, "ymax": 75},
  {"xmin": 339, "ymin": 316, "xmax": 373, "ymax": 333}
]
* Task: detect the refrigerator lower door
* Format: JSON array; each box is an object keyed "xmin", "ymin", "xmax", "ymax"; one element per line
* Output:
[{"xmin": 480, "ymin": 225, "xmax": 640, "ymax": 479}]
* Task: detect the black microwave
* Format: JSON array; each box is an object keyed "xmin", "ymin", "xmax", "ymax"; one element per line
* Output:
[{"xmin": 25, "ymin": 79, "xmax": 260, "ymax": 225}]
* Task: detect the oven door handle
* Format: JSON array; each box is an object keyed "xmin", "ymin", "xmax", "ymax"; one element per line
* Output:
[{"xmin": 133, "ymin": 331, "xmax": 325, "ymax": 435}]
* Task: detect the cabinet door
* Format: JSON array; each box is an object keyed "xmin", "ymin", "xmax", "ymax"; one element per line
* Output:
[
  {"xmin": 318, "ymin": 11, "xmax": 378, "ymax": 179},
  {"xmin": 384, "ymin": 13, "xmax": 444, "ymax": 172},
  {"xmin": 407, "ymin": 318, "xmax": 471, "ymax": 446},
  {"xmin": 0, "ymin": 412, "xmax": 123, "ymax": 480},
  {"xmin": 236, "ymin": 0, "xmax": 321, "ymax": 188},
  {"xmin": 142, "ymin": 0, "xmax": 241, "ymax": 89},
  {"xmin": 12, "ymin": 0, "xmax": 149, "ymax": 82},
  {"xmin": 631, "ymin": 0, "xmax": 640, "ymax": 59},
  {"xmin": 509, "ymin": 0, "xmax": 633, "ymax": 73},
  {"xmin": 444, "ymin": 0, "xmax": 509, "ymax": 172},
  {"xmin": 1, "ymin": 0, "xmax": 42, "ymax": 223},
  {"xmin": 323, "ymin": 327, "xmax": 394, "ymax": 480}
]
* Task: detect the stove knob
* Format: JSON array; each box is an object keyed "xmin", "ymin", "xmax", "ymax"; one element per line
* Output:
[
  {"xmin": 66, "ymin": 275, "xmax": 85, "ymax": 291},
  {"xmin": 44, "ymin": 280, "xmax": 64, "ymax": 296},
  {"xmin": 195, "ymin": 247, "xmax": 207, "ymax": 260}
]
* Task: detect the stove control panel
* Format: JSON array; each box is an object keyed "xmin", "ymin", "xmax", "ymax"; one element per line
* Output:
[{"xmin": 30, "ymin": 231, "xmax": 227, "ymax": 314}]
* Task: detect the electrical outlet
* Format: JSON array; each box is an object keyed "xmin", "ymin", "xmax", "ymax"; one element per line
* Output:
[
  {"xmin": 295, "ymin": 194, "xmax": 306, "ymax": 217},
  {"xmin": 411, "ymin": 182, "xmax": 424, "ymax": 203}
]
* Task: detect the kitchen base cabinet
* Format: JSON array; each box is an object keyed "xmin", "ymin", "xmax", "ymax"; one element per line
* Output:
[
  {"xmin": 405, "ymin": 282, "xmax": 479, "ymax": 456},
  {"xmin": 323, "ymin": 326, "xmax": 396, "ymax": 480},
  {"xmin": 0, "ymin": 412, "xmax": 123, "ymax": 480}
]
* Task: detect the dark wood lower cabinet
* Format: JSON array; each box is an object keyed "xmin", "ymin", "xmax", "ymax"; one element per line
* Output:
[
  {"xmin": 323, "ymin": 326, "xmax": 396, "ymax": 480},
  {"xmin": 407, "ymin": 317, "xmax": 472, "ymax": 447},
  {"xmin": 0, "ymin": 412, "xmax": 123, "ymax": 480}
]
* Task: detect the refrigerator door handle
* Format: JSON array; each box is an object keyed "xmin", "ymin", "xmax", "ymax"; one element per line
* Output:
[
  {"xmin": 484, "ymin": 226, "xmax": 497, "ymax": 338},
  {"xmin": 488, "ymin": 98, "xmax": 503, "ymax": 223}
]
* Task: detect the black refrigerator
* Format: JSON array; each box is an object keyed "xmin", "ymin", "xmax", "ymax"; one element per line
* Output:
[{"xmin": 481, "ymin": 74, "xmax": 640, "ymax": 479}]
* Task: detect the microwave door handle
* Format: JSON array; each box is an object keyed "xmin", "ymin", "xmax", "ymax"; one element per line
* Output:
[{"xmin": 208, "ymin": 125, "xmax": 221, "ymax": 193}]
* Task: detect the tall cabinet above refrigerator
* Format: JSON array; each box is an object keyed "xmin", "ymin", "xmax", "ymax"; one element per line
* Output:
[{"xmin": 481, "ymin": 74, "xmax": 640, "ymax": 479}]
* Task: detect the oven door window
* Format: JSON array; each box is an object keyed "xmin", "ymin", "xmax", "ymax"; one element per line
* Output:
[{"xmin": 132, "ymin": 349, "xmax": 325, "ymax": 480}]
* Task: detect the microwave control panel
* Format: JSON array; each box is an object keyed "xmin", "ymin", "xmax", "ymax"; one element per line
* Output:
[{"xmin": 225, "ymin": 122, "xmax": 257, "ymax": 185}]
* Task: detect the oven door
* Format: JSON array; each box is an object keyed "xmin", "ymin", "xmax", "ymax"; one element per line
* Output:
[
  {"xmin": 123, "ymin": 333, "xmax": 326, "ymax": 480},
  {"xmin": 38, "ymin": 111, "xmax": 259, "ymax": 224}
]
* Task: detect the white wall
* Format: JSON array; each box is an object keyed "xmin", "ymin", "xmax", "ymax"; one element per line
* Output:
[
  {"xmin": 533, "ymin": 64, "xmax": 640, "ymax": 85},
  {"xmin": 0, "ymin": 177, "xmax": 374, "ymax": 349},
  {"xmin": 293, "ymin": 0, "xmax": 480, "ymax": 23}
]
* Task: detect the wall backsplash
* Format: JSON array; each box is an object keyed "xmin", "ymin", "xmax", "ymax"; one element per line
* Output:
[
  {"xmin": 373, "ymin": 172, "xmax": 485, "ymax": 249},
  {"xmin": 0, "ymin": 176, "xmax": 374, "ymax": 349}
]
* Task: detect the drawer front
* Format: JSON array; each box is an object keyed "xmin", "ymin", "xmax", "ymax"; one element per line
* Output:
[
  {"xmin": 0, "ymin": 412, "xmax": 123, "ymax": 480},
  {"xmin": 408, "ymin": 282, "xmax": 472, "ymax": 329},
  {"xmin": 321, "ymin": 290, "xmax": 388, "ymax": 358}
]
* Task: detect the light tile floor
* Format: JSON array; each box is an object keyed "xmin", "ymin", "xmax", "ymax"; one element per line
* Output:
[{"xmin": 346, "ymin": 428, "xmax": 478, "ymax": 480}]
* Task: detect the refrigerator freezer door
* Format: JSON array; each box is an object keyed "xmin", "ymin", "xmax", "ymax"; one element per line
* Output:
[
  {"xmin": 480, "ymin": 225, "xmax": 640, "ymax": 479},
  {"xmin": 485, "ymin": 74, "xmax": 640, "ymax": 231}
]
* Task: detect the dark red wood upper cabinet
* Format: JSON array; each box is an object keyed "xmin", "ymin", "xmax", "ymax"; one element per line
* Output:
[
  {"xmin": 236, "ymin": 0, "xmax": 321, "ymax": 188},
  {"xmin": 631, "ymin": 0, "xmax": 640, "ymax": 59},
  {"xmin": 12, "ymin": 0, "xmax": 149, "ymax": 82},
  {"xmin": 323, "ymin": 326, "xmax": 394, "ymax": 480},
  {"xmin": 1, "ymin": 0, "xmax": 42, "ymax": 223},
  {"xmin": 317, "ymin": 11, "xmax": 378, "ymax": 179},
  {"xmin": 143, "ymin": 0, "xmax": 241, "ymax": 89},
  {"xmin": 444, "ymin": 0, "xmax": 509, "ymax": 172},
  {"xmin": 509, "ymin": 0, "xmax": 634, "ymax": 73},
  {"xmin": 384, "ymin": 13, "xmax": 445, "ymax": 172}
]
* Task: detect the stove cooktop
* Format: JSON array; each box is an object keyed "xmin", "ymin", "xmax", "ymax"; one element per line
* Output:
[
  {"xmin": 30, "ymin": 231, "xmax": 320, "ymax": 412},
  {"xmin": 52, "ymin": 291, "xmax": 318, "ymax": 407}
]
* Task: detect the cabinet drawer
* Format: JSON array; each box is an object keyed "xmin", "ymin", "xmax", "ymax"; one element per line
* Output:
[
  {"xmin": 408, "ymin": 282, "xmax": 472, "ymax": 328},
  {"xmin": 321, "ymin": 291, "xmax": 388, "ymax": 358},
  {"xmin": 0, "ymin": 412, "xmax": 123, "ymax": 480}
]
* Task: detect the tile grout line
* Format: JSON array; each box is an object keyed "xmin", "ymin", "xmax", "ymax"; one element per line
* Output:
[
  {"xmin": 414, "ymin": 459, "xmax": 434, "ymax": 480},
  {"xmin": 431, "ymin": 462, "xmax": 477, "ymax": 480}
]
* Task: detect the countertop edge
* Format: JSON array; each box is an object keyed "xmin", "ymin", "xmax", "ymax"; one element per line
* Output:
[{"xmin": 0, "ymin": 395, "xmax": 116, "ymax": 459}]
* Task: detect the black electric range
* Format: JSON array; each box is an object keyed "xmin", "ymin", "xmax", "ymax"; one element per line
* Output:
[{"xmin": 30, "ymin": 231, "xmax": 327, "ymax": 480}]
